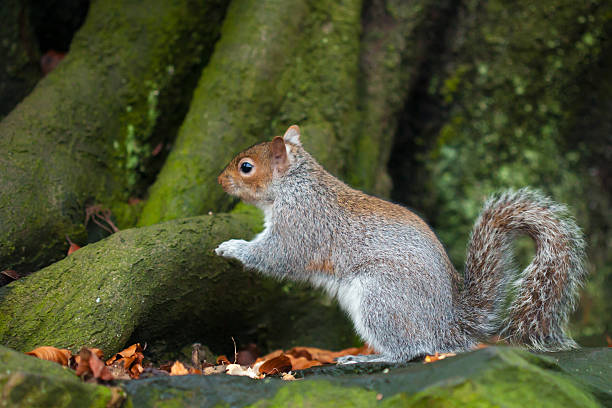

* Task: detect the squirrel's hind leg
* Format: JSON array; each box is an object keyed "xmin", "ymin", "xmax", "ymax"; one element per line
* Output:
[{"xmin": 340, "ymin": 261, "xmax": 460, "ymax": 362}]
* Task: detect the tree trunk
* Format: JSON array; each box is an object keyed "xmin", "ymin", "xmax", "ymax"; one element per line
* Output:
[
  {"xmin": 0, "ymin": 0, "xmax": 41, "ymax": 119},
  {"xmin": 138, "ymin": 0, "xmax": 365, "ymax": 225},
  {"xmin": 0, "ymin": 0, "xmax": 229, "ymax": 273}
]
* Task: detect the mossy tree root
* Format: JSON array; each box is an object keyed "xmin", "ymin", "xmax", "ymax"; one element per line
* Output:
[
  {"xmin": 0, "ymin": 0, "xmax": 229, "ymax": 273},
  {"xmin": 0, "ymin": 213, "xmax": 354, "ymax": 358}
]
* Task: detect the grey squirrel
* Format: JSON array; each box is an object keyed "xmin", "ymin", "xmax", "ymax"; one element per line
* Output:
[{"xmin": 215, "ymin": 125, "xmax": 587, "ymax": 362}]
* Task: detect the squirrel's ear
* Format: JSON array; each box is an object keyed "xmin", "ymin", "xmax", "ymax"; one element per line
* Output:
[
  {"xmin": 271, "ymin": 136, "xmax": 288, "ymax": 170},
  {"xmin": 282, "ymin": 125, "xmax": 301, "ymax": 146}
]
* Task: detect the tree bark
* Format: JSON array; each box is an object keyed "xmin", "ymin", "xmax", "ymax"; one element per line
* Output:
[
  {"xmin": 138, "ymin": 0, "xmax": 365, "ymax": 225},
  {"xmin": 0, "ymin": 0, "xmax": 41, "ymax": 119},
  {"xmin": 0, "ymin": 0, "xmax": 229, "ymax": 273},
  {"xmin": 0, "ymin": 213, "xmax": 354, "ymax": 357}
]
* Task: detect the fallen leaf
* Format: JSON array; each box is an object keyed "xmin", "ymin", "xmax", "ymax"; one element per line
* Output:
[
  {"xmin": 286, "ymin": 345, "xmax": 375, "ymax": 365},
  {"xmin": 26, "ymin": 346, "xmax": 71, "ymax": 366},
  {"xmin": 1, "ymin": 270, "xmax": 19, "ymax": 280},
  {"xmin": 75, "ymin": 348, "xmax": 113, "ymax": 381},
  {"xmin": 216, "ymin": 355, "xmax": 231, "ymax": 365},
  {"xmin": 287, "ymin": 355, "xmax": 322, "ymax": 370},
  {"xmin": 226, "ymin": 364, "xmax": 263, "ymax": 379},
  {"xmin": 256, "ymin": 349, "xmax": 283, "ymax": 363},
  {"xmin": 89, "ymin": 351, "xmax": 114, "ymax": 381},
  {"xmin": 169, "ymin": 361, "xmax": 189, "ymax": 376},
  {"xmin": 106, "ymin": 343, "xmax": 144, "ymax": 379},
  {"xmin": 65, "ymin": 235, "xmax": 81, "ymax": 255},
  {"xmin": 258, "ymin": 354, "xmax": 292, "ymax": 375}
]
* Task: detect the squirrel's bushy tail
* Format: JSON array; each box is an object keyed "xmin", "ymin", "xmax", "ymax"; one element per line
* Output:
[{"xmin": 461, "ymin": 188, "xmax": 586, "ymax": 351}]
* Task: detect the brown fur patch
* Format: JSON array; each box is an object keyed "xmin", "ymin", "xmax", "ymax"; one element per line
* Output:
[
  {"xmin": 306, "ymin": 258, "xmax": 335, "ymax": 275},
  {"xmin": 336, "ymin": 189, "xmax": 436, "ymax": 237},
  {"xmin": 218, "ymin": 142, "xmax": 276, "ymax": 203}
]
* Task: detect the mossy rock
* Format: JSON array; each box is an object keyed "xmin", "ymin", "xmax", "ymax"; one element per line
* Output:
[
  {"xmin": 121, "ymin": 347, "xmax": 609, "ymax": 407},
  {"xmin": 0, "ymin": 345, "xmax": 121, "ymax": 408}
]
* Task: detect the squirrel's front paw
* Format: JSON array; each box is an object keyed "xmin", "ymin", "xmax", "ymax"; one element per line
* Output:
[{"xmin": 215, "ymin": 239, "xmax": 248, "ymax": 260}]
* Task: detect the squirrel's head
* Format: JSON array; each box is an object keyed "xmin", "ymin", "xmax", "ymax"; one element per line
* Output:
[{"xmin": 218, "ymin": 125, "xmax": 302, "ymax": 204}]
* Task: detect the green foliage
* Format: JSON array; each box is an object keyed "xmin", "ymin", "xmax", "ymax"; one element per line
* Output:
[{"xmin": 407, "ymin": 0, "xmax": 612, "ymax": 339}]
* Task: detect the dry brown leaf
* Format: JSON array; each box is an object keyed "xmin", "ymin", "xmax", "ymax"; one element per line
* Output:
[
  {"xmin": 256, "ymin": 349, "xmax": 283, "ymax": 363},
  {"xmin": 89, "ymin": 352, "xmax": 114, "ymax": 381},
  {"xmin": 106, "ymin": 343, "xmax": 142, "ymax": 365},
  {"xmin": 106, "ymin": 343, "xmax": 144, "ymax": 379},
  {"xmin": 287, "ymin": 355, "xmax": 323, "ymax": 370},
  {"xmin": 170, "ymin": 361, "xmax": 189, "ymax": 376},
  {"xmin": 1, "ymin": 270, "xmax": 19, "ymax": 280},
  {"xmin": 26, "ymin": 346, "xmax": 71, "ymax": 366},
  {"xmin": 258, "ymin": 354, "xmax": 292, "ymax": 375},
  {"xmin": 216, "ymin": 355, "xmax": 231, "ymax": 365},
  {"xmin": 65, "ymin": 236, "xmax": 81, "ymax": 255},
  {"xmin": 286, "ymin": 345, "xmax": 374, "ymax": 365},
  {"xmin": 75, "ymin": 348, "xmax": 113, "ymax": 381}
]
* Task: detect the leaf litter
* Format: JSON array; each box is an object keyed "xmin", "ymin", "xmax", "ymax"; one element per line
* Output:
[{"xmin": 24, "ymin": 341, "xmax": 461, "ymax": 384}]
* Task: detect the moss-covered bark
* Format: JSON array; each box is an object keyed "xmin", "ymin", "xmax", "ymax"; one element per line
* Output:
[
  {"xmin": 351, "ymin": 0, "xmax": 456, "ymax": 196},
  {"xmin": 0, "ymin": 213, "xmax": 354, "ymax": 358},
  {"xmin": 138, "ymin": 0, "xmax": 365, "ymax": 225},
  {"xmin": 0, "ymin": 346, "xmax": 119, "ymax": 408},
  {"xmin": 0, "ymin": 0, "xmax": 41, "ymax": 119},
  {"xmin": 0, "ymin": 0, "xmax": 229, "ymax": 273}
]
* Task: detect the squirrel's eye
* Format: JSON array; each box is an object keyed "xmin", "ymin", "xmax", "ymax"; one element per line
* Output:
[{"xmin": 240, "ymin": 162, "xmax": 254, "ymax": 174}]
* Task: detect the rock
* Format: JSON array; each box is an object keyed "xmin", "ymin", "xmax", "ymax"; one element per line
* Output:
[
  {"xmin": 0, "ymin": 345, "xmax": 121, "ymax": 408},
  {"xmin": 121, "ymin": 346, "xmax": 609, "ymax": 407}
]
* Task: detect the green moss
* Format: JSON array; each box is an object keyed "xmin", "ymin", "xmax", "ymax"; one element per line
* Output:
[
  {"xmin": 405, "ymin": 365, "xmax": 600, "ymax": 408},
  {"xmin": 0, "ymin": 213, "xmax": 354, "ymax": 358},
  {"xmin": 0, "ymin": 346, "xmax": 117, "ymax": 408},
  {"xmin": 0, "ymin": 0, "xmax": 229, "ymax": 272},
  {"xmin": 249, "ymin": 381, "xmax": 379, "ymax": 408},
  {"xmin": 139, "ymin": 0, "xmax": 365, "ymax": 225},
  {"xmin": 407, "ymin": 0, "xmax": 610, "ymax": 275}
]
